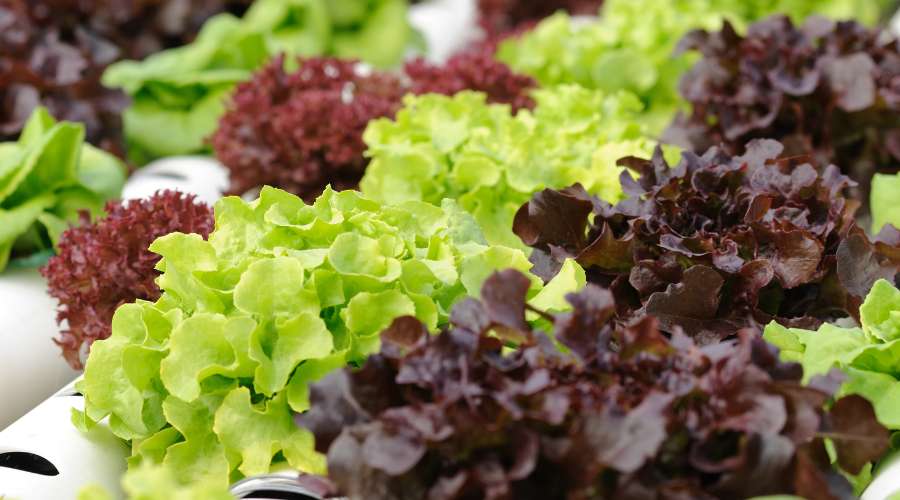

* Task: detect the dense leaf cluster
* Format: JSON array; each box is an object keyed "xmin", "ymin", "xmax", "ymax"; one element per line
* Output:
[
  {"xmin": 299, "ymin": 269, "xmax": 888, "ymax": 500},
  {"xmin": 211, "ymin": 53, "xmax": 536, "ymax": 201},
  {"xmin": 477, "ymin": 0, "xmax": 603, "ymax": 35},
  {"xmin": 0, "ymin": 0, "xmax": 250, "ymax": 153},
  {"xmin": 41, "ymin": 191, "xmax": 214, "ymax": 369},
  {"xmin": 666, "ymin": 16, "xmax": 900, "ymax": 205},
  {"xmin": 514, "ymin": 140, "xmax": 900, "ymax": 342}
]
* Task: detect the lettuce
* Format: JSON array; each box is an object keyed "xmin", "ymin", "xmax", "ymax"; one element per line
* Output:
[
  {"xmin": 76, "ymin": 186, "xmax": 582, "ymax": 489},
  {"xmin": 495, "ymin": 0, "xmax": 894, "ymax": 134},
  {"xmin": 359, "ymin": 86, "xmax": 671, "ymax": 248},
  {"xmin": 872, "ymin": 173, "xmax": 900, "ymax": 234},
  {"xmin": 764, "ymin": 279, "xmax": 900, "ymax": 431},
  {"xmin": 104, "ymin": 0, "xmax": 417, "ymax": 162},
  {"xmin": 0, "ymin": 108, "xmax": 125, "ymax": 271}
]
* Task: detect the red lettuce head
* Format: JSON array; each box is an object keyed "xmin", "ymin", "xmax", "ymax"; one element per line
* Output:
[
  {"xmin": 298, "ymin": 269, "xmax": 888, "ymax": 500},
  {"xmin": 41, "ymin": 190, "xmax": 214, "ymax": 369},
  {"xmin": 212, "ymin": 53, "xmax": 536, "ymax": 200},
  {"xmin": 666, "ymin": 15, "xmax": 900, "ymax": 206},
  {"xmin": 514, "ymin": 140, "xmax": 900, "ymax": 342}
]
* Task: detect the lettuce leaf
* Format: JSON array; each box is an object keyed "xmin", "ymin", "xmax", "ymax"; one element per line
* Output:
[
  {"xmin": 0, "ymin": 108, "xmax": 125, "ymax": 271},
  {"xmin": 764, "ymin": 279, "xmax": 900, "ymax": 437},
  {"xmin": 104, "ymin": 0, "xmax": 417, "ymax": 162},
  {"xmin": 360, "ymin": 86, "xmax": 674, "ymax": 248},
  {"xmin": 872, "ymin": 173, "xmax": 900, "ymax": 234},
  {"xmin": 76, "ymin": 186, "xmax": 581, "ymax": 488},
  {"xmin": 496, "ymin": 0, "xmax": 893, "ymax": 134}
]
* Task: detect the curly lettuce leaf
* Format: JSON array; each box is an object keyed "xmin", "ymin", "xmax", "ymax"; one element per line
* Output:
[
  {"xmin": 764, "ymin": 279, "xmax": 900, "ymax": 432},
  {"xmin": 104, "ymin": 0, "xmax": 417, "ymax": 162},
  {"xmin": 77, "ymin": 186, "xmax": 581, "ymax": 488},
  {"xmin": 872, "ymin": 173, "xmax": 900, "ymax": 234},
  {"xmin": 0, "ymin": 108, "xmax": 124, "ymax": 271},
  {"xmin": 360, "ymin": 87, "xmax": 671, "ymax": 248}
]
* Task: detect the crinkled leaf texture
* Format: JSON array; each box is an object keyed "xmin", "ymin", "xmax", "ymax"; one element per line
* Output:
[
  {"xmin": 299, "ymin": 269, "xmax": 887, "ymax": 500},
  {"xmin": 514, "ymin": 139, "xmax": 900, "ymax": 343},
  {"xmin": 0, "ymin": 107, "xmax": 125, "ymax": 271},
  {"xmin": 495, "ymin": 0, "xmax": 893, "ymax": 134},
  {"xmin": 77, "ymin": 463, "xmax": 232, "ymax": 500},
  {"xmin": 104, "ymin": 0, "xmax": 418, "ymax": 162},
  {"xmin": 360, "ymin": 86, "xmax": 668, "ymax": 249},
  {"xmin": 666, "ymin": 15, "xmax": 900, "ymax": 210},
  {"xmin": 765, "ymin": 278, "xmax": 900, "ymax": 432},
  {"xmin": 76, "ymin": 187, "xmax": 580, "ymax": 488},
  {"xmin": 41, "ymin": 191, "xmax": 214, "ymax": 369}
]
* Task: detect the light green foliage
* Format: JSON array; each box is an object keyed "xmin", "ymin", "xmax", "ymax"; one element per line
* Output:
[
  {"xmin": 104, "ymin": 0, "xmax": 417, "ymax": 162},
  {"xmin": 872, "ymin": 173, "xmax": 900, "ymax": 234},
  {"xmin": 77, "ymin": 464, "xmax": 233, "ymax": 500},
  {"xmin": 77, "ymin": 186, "xmax": 581, "ymax": 488},
  {"xmin": 360, "ymin": 87, "xmax": 673, "ymax": 248},
  {"xmin": 764, "ymin": 279, "xmax": 900, "ymax": 432},
  {"xmin": 0, "ymin": 108, "xmax": 125, "ymax": 271},
  {"xmin": 496, "ymin": 0, "xmax": 893, "ymax": 134}
]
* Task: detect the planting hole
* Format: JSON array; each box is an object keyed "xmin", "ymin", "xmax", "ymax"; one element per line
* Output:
[{"xmin": 0, "ymin": 452, "xmax": 59, "ymax": 476}]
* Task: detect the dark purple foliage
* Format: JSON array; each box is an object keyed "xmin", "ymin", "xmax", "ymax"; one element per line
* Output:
[
  {"xmin": 665, "ymin": 16, "xmax": 900, "ymax": 207},
  {"xmin": 477, "ymin": 0, "xmax": 604, "ymax": 35},
  {"xmin": 0, "ymin": 0, "xmax": 250, "ymax": 153},
  {"xmin": 513, "ymin": 140, "xmax": 900, "ymax": 342},
  {"xmin": 297, "ymin": 269, "xmax": 889, "ymax": 500}
]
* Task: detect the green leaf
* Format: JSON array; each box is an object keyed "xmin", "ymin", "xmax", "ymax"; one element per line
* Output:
[{"xmin": 250, "ymin": 313, "xmax": 333, "ymax": 396}]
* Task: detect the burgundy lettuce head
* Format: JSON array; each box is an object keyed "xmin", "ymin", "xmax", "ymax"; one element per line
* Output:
[
  {"xmin": 514, "ymin": 140, "xmax": 900, "ymax": 342},
  {"xmin": 666, "ymin": 15, "xmax": 900, "ymax": 207},
  {"xmin": 297, "ymin": 269, "xmax": 888, "ymax": 500},
  {"xmin": 477, "ymin": 0, "xmax": 603, "ymax": 35},
  {"xmin": 41, "ymin": 191, "xmax": 214, "ymax": 369},
  {"xmin": 212, "ymin": 53, "xmax": 536, "ymax": 200}
]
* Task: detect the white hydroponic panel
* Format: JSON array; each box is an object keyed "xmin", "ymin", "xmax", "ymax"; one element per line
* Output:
[{"xmin": 0, "ymin": 383, "xmax": 127, "ymax": 499}]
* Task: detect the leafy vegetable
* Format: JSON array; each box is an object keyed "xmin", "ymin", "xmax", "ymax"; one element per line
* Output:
[
  {"xmin": 495, "ymin": 0, "xmax": 894, "ymax": 134},
  {"xmin": 514, "ymin": 139, "xmax": 900, "ymax": 343},
  {"xmin": 872, "ymin": 173, "xmax": 900, "ymax": 234},
  {"xmin": 765, "ymin": 278, "xmax": 900, "ymax": 432},
  {"xmin": 211, "ymin": 51, "xmax": 535, "ymax": 201},
  {"xmin": 104, "ymin": 0, "xmax": 417, "ymax": 162},
  {"xmin": 477, "ymin": 0, "xmax": 603, "ymax": 35},
  {"xmin": 360, "ymin": 86, "xmax": 664, "ymax": 248},
  {"xmin": 77, "ymin": 463, "xmax": 232, "ymax": 500},
  {"xmin": 666, "ymin": 16, "xmax": 900, "ymax": 210},
  {"xmin": 41, "ymin": 191, "xmax": 214, "ymax": 369},
  {"xmin": 0, "ymin": 0, "xmax": 251, "ymax": 154},
  {"xmin": 76, "ymin": 187, "xmax": 579, "ymax": 489},
  {"xmin": 0, "ymin": 107, "xmax": 125, "ymax": 272},
  {"xmin": 299, "ymin": 269, "xmax": 889, "ymax": 499}
]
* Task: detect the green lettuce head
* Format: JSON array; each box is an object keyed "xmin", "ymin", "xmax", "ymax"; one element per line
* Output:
[
  {"xmin": 496, "ymin": 0, "xmax": 893, "ymax": 134},
  {"xmin": 104, "ymin": 0, "xmax": 417, "ymax": 162},
  {"xmin": 0, "ymin": 107, "xmax": 125, "ymax": 271},
  {"xmin": 872, "ymin": 173, "xmax": 900, "ymax": 234},
  {"xmin": 360, "ymin": 86, "xmax": 669, "ymax": 248},
  {"xmin": 76, "ymin": 186, "xmax": 583, "ymax": 489},
  {"xmin": 764, "ymin": 278, "xmax": 900, "ymax": 443}
]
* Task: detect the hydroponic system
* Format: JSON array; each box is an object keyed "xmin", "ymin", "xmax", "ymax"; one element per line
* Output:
[{"xmin": 2, "ymin": 0, "xmax": 900, "ymax": 499}]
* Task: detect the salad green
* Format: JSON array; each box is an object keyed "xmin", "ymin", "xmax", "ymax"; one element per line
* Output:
[
  {"xmin": 0, "ymin": 108, "xmax": 125, "ymax": 271},
  {"xmin": 76, "ymin": 186, "xmax": 582, "ymax": 488},
  {"xmin": 872, "ymin": 173, "xmax": 900, "ymax": 234},
  {"xmin": 496, "ymin": 0, "xmax": 894, "ymax": 134},
  {"xmin": 104, "ymin": 0, "xmax": 417, "ymax": 162},
  {"xmin": 765, "ymin": 278, "xmax": 900, "ymax": 433},
  {"xmin": 360, "ymin": 86, "xmax": 672, "ymax": 248}
]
